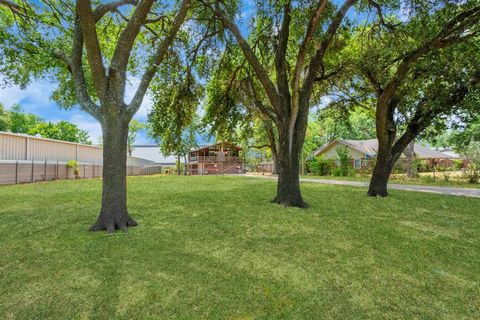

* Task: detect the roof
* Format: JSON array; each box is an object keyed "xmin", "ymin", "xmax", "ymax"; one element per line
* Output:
[
  {"xmin": 131, "ymin": 145, "xmax": 177, "ymax": 164},
  {"xmin": 190, "ymin": 141, "xmax": 242, "ymax": 152},
  {"xmin": 312, "ymin": 139, "xmax": 452, "ymax": 159}
]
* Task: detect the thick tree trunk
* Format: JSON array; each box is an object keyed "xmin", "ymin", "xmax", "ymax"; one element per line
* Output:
[
  {"xmin": 368, "ymin": 149, "xmax": 395, "ymax": 197},
  {"xmin": 368, "ymin": 139, "xmax": 407, "ymax": 197},
  {"xmin": 271, "ymin": 129, "xmax": 307, "ymax": 207},
  {"xmin": 90, "ymin": 116, "xmax": 137, "ymax": 232}
]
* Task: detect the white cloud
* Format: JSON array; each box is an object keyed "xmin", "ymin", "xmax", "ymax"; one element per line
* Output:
[
  {"xmin": 68, "ymin": 113, "xmax": 103, "ymax": 144},
  {"xmin": 0, "ymin": 79, "xmax": 54, "ymax": 112}
]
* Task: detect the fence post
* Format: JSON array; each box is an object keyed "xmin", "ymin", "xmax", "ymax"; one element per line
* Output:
[
  {"xmin": 56, "ymin": 160, "xmax": 59, "ymax": 180},
  {"xmin": 31, "ymin": 159, "xmax": 34, "ymax": 182},
  {"xmin": 15, "ymin": 160, "xmax": 19, "ymax": 184},
  {"xmin": 84, "ymin": 164, "xmax": 86, "ymax": 178},
  {"xmin": 44, "ymin": 158, "xmax": 47, "ymax": 181}
]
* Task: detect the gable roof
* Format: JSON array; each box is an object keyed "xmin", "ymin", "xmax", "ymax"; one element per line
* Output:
[{"xmin": 312, "ymin": 139, "xmax": 452, "ymax": 159}]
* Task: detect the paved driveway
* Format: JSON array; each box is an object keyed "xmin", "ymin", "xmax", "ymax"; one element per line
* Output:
[{"xmin": 245, "ymin": 175, "xmax": 480, "ymax": 198}]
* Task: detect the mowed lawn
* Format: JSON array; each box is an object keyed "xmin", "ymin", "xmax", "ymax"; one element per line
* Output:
[{"xmin": 0, "ymin": 176, "xmax": 479, "ymax": 319}]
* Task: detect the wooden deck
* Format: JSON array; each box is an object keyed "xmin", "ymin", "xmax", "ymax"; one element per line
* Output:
[{"xmin": 189, "ymin": 156, "xmax": 241, "ymax": 164}]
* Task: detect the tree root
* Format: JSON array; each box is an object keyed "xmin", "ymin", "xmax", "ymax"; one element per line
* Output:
[
  {"xmin": 89, "ymin": 215, "xmax": 138, "ymax": 233},
  {"xmin": 367, "ymin": 189, "xmax": 389, "ymax": 197},
  {"xmin": 271, "ymin": 196, "xmax": 309, "ymax": 208}
]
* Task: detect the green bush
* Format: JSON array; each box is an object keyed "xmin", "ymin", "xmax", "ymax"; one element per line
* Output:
[
  {"xmin": 67, "ymin": 160, "xmax": 80, "ymax": 179},
  {"xmin": 454, "ymin": 159, "xmax": 463, "ymax": 170},
  {"xmin": 462, "ymin": 142, "xmax": 480, "ymax": 184},
  {"xmin": 307, "ymin": 157, "xmax": 333, "ymax": 176},
  {"xmin": 336, "ymin": 146, "xmax": 352, "ymax": 176}
]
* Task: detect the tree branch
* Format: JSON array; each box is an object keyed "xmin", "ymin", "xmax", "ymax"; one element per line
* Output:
[
  {"xmin": 93, "ymin": 0, "xmax": 138, "ymax": 21},
  {"xmin": 291, "ymin": 0, "xmax": 328, "ymax": 98},
  {"xmin": 76, "ymin": 0, "xmax": 108, "ymax": 102},
  {"xmin": 202, "ymin": 0, "xmax": 283, "ymax": 114},
  {"xmin": 128, "ymin": 0, "xmax": 191, "ymax": 117},
  {"xmin": 302, "ymin": 0, "xmax": 357, "ymax": 96},
  {"xmin": 274, "ymin": 1, "xmax": 291, "ymax": 111},
  {"xmin": 110, "ymin": 0, "xmax": 155, "ymax": 86}
]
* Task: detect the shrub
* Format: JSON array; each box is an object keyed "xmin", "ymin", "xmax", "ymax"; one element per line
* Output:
[
  {"xmin": 67, "ymin": 160, "xmax": 80, "ymax": 179},
  {"xmin": 462, "ymin": 141, "xmax": 480, "ymax": 184},
  {"xmin": 307, "ymin": 157, "xmax": 332, "ymax": 176},
  {"xmin": 336, "ymin": 146, "xmax": 352, "ymax": 176},
  {"xmin": 454, "ymin": 159, "xmax": 464, "ymax": 171}
]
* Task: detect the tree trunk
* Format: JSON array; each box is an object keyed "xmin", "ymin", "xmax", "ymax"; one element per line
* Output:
[
  {"xmin": 271, "ymin": 128, "xmax": 307, "ymax": 207},
  {"xmin": 368, "ymin": 148, "xmax": 395, "ymax": 197},
  {"xmin": 404, "ymin": 141, "xmax": 417, "ymax": 178},
  {"xmin": 177, "ymin": 153, "xmax": 181, "ymax": 176},
  {"xmin": 183, "ymin": 154, "xmax": 187, "ymax": 175},
  {"xmin": 271, "ymin": 150, "xmax": 278, "ymax": 174},
  {"xmin": 90, "ymin": 116, "xmax": 137, "ymax": 232}
]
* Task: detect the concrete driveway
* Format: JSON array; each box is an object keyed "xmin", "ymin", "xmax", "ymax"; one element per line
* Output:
[{"xmin": 245, "ymin": 175, "xmax": 480, "ymax": 198}]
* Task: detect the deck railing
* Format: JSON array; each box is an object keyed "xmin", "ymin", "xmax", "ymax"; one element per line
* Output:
[{"xmin": 189, "ymin": 156, "xmax": 241, "ymax": 163}]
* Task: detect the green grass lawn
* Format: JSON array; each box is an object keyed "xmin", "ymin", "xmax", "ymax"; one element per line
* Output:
[{"xmin": 1, "ymin": 175, "xmax": 479, "ymax": 319}]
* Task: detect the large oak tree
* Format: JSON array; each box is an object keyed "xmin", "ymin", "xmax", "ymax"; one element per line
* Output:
[
  {"xmin": 357, "ymin": 2, "xmax": 480, "ymax": 196},
  {"xmin": 201, "ymin": 0, "xmax": 362, "ymax": 207},
  {"xmin": 0, "ymin": 0, "xmax": 192, "ymax": 232}
]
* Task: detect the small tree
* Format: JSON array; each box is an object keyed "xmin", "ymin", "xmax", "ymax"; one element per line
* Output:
[
  {"xmin": 28, "ymin": 121, "xmax": 91, "ymax": 144},
  {"xmin": 336, "ymin": 146, "xmax": 352, "ymax": 176},
  {"xmin": 0, "ymin": 103, "xmax": 11, "ymax": 131},
  {"xmin": 67, "ymin": 160, "xmax": 80, "ymax": 179},
  {"xmin": 127, "ymin": 120, "xmax": 145, "ymax": 157}
]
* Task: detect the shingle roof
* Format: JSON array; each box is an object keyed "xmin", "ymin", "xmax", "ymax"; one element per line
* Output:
[{"xmin": 312, "ymin": 139, "xmax": 452, "ymax": 159}]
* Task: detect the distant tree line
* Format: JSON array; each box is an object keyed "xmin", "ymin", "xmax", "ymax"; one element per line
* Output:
[{"xmin": 0, "ymin": 103, "xmax": 90, "ymax": 144}]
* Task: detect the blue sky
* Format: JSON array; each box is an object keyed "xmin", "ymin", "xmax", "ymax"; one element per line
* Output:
[
  {"xmin": 0, "ymin": 1, "xmax": 380, "ymax": 145},
  {"xmin": 0, "ymin": 77, "xmax": 153, "ymax": 144}
]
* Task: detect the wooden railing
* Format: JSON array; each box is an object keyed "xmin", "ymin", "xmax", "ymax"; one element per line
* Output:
[{"xmin": 189, "ymin": 156, "xmax": 241, "ymax": 163}]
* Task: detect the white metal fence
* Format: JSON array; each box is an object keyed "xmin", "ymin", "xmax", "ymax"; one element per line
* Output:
[
  {"xmin": 0, "ymin": 160, "xmax": 162, "ymax": 185},
  {"xmin": 0, "ymin": 132, "xmax": 162, "ymax": 185}
]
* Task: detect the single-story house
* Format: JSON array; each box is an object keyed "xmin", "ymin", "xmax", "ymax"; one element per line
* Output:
[{"xmin": 310, "ymin": 139, "xmax": 452, "ymax": 168}]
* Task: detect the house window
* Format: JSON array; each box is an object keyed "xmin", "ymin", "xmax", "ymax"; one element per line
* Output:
[{"xmin": 354, "ymin": 159, "xmax": 361, "ymax": 168}]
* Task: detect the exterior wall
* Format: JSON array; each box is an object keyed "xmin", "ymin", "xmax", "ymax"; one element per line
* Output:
[
  {"xmin": 1, "ymin": 131, "xmax": 102, "ymax": 163},
  {"xmin": 126, "ymin": 156, "xmax": 155, "ymax": 166},
  {"xmin": 131, "ymin": 145, "xmax": 177, "ymax": 164},
  {"xmin": 318, "ymin": 142, "xmax": 366, "ymax": 160}
]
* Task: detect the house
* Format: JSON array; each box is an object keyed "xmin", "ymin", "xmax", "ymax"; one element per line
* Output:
[
  {"xmin": 310, "ymin": 139, "xmax": 452, "ymax": 168},
  {"xmin": 187, "ymin": 142, "xmax": 243, "ymax": 175}
]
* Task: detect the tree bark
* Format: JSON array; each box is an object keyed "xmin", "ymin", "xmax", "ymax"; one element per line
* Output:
[
  {"xmin": 177, "ymin": 153, "xmax": 181, "ymax": 176},
  {"xmin": 183, "ymin": 154, "xmax": 187, "ymax": 175},
  {"xmin": 404, "ymin": 141, "xmax": 417, "ymax": 178},
  {"xmin": 271, "ymin": 151, "xmax": 278, "ymax": 175},
  {"xmin": 90, "ymin": 115, "xmax": 137, "ymax": 232},
  {"xmin": 368, "ymin": 145, "xmax": 396, "ymax": 197},
  {"xmin": 271, "ymin": 126, "xmax": 307, "ymax": 207}
]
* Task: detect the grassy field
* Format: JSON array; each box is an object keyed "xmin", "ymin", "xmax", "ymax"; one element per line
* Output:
[{"xmin": 0, "ymin": 175, "xmax": 479, "ymax": 319}]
